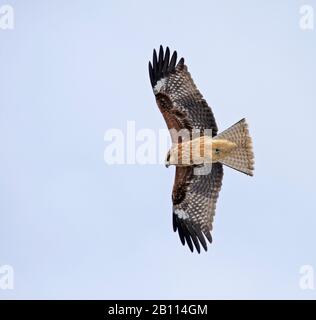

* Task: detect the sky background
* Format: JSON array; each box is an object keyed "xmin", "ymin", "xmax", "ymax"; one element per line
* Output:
[{"xmin": 1, "ymin": 0, "xmax": 316, "ymax": 299}]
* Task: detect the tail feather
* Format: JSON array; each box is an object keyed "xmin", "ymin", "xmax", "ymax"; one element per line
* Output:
[{"xmin": 214, "ymin": 118, "xmax": 254, "ymax": 176}]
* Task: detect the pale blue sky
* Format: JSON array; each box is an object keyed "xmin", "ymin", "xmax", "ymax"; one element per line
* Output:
[{"xmin": 1, "ymin": 0, "xmax": 316, "ymax": 299}]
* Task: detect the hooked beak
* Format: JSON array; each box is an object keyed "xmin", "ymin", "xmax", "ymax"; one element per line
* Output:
[{"xmin": 165, "ymin": 150, "xmax": 171, "ymax": 168}]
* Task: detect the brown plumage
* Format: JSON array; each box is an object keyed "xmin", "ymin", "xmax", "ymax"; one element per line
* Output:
[{"xmin": 149, "ymin": 46, "xmax": 254, "ymax": 253}]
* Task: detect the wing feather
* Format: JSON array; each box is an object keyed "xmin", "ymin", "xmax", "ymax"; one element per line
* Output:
[
  {"xmin": 149, "ymin": 45, "xmax": 218, "ymax": 141},
  {"xmin": 172, "ymin": 163, "xmax": 224, "ymax": 253},
  {"xmin": 149, "ymin": 46, "xmax": 224, "ymax": 253},
  {"xmin": 162, "ymin": 47, "xmax": 170, "ymax": 76}
]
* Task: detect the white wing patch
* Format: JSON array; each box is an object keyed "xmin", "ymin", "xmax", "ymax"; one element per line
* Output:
[
  {"xmin": 153, "ymin": 78, "xmax": 166, "ymax": 94},
  {"xmin": 174, "ymin": 209, "xmax": 189, "ymax": 220}
]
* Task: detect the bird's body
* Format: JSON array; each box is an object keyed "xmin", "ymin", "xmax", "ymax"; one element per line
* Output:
[
  {"xmin": 166, "ymin": 118, "xmax": 254, "ymax": 175},
  {"xmin": 167, "ymin": 137, "xmax": 239, "ymax": 166},
  {"xmin": 148, "ymin": 46, "xmax": 254, "ymax": 253}
]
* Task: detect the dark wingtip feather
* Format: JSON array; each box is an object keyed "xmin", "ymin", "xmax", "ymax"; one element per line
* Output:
[
  {"xmin": 158, "ymin": 46, "xmax": 164, "ymax": 73},
  {"xmin": 148, "ymin": 62, "xmax": 154, "ymax": 87},
  {"xmin": 204, "ymin": 231, "xmax": 212, "ymax": 244},
  {"xmin": 186, "ymin": 224, "xmax": 201, "ymax": 253},
  {"xmin": 162, "ymin": 47, "xmax": 170, "ymax": 76},
  {"xmin": 192, "ymin": 225, "xmax": 207, "ymax": 252},
  {"xmin": 173, "ymin": 213, "xmax": 177, "ymax": 232},
  {"xmin": 169, "ymin": 51, "xmax": 177, "ymax": 72},
  {"xmin": 180, "ymin": 221, "xmax": 194, "ymax": 252},
  {"xmin": 177, "ymin": 57, "xmax": 185, "ymax": 66},
  {"xmin": 177, "ymin": 221, "xmax": 186, "ymax": 246},
  {"xmin": 149, "ymin": 46, "xmax": 181, "ymax": 88},
  {"xmin": 173, "ymin": 213, "xmax": 210, "ymax": 253},
  {"xmin": 153, "ymin": 49, "xmax": 158, "ymax": 75}
]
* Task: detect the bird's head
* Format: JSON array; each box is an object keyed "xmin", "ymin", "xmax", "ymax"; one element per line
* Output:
[{"xmin": 165, "ymin": 150, "xmax": 171, "ymax": 168}]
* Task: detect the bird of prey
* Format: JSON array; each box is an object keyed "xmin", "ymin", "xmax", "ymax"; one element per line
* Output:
[{"xmin": 148, "ymin": 46, "xmax": 254, "ymax": 253}]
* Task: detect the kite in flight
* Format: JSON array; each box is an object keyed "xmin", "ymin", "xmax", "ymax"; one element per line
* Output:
[{"xmin": 148, "ymin": 46, "xmax": 254, "ymax": 253}]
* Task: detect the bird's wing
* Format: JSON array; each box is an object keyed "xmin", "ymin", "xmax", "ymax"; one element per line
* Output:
[
  {"xmin": 148, "ymin": 46, "xmax": 218, "ymax": 142},
  {"xmin": 172, "ymin": 163, "xmax": 224, "ymax": 253},
  {"xmin": 149, "ymin": 46, "xmax": 223, "ymax": 253}
]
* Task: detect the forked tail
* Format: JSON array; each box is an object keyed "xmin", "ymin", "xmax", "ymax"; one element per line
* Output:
[{"xmin": 214, "ymin": 118, "xmax": 254, "ymax": 176}]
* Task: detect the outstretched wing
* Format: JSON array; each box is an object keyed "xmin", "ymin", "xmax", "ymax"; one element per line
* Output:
[
  {"xmin": 172, "ymin": 163, "xmax": 223, "ymax": 253},
  {"xmin": 148, "ymin": 45, "xmax": 218, "ymax": 141},
  {"xmin": 149, "ymin": 46, "xmax": 223, "ymax": 253}
]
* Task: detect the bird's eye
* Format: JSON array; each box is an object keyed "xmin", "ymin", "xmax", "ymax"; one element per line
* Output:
[{"xmin": 215, "ymin": 148, "xmax": 220, "ymax": 154}]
